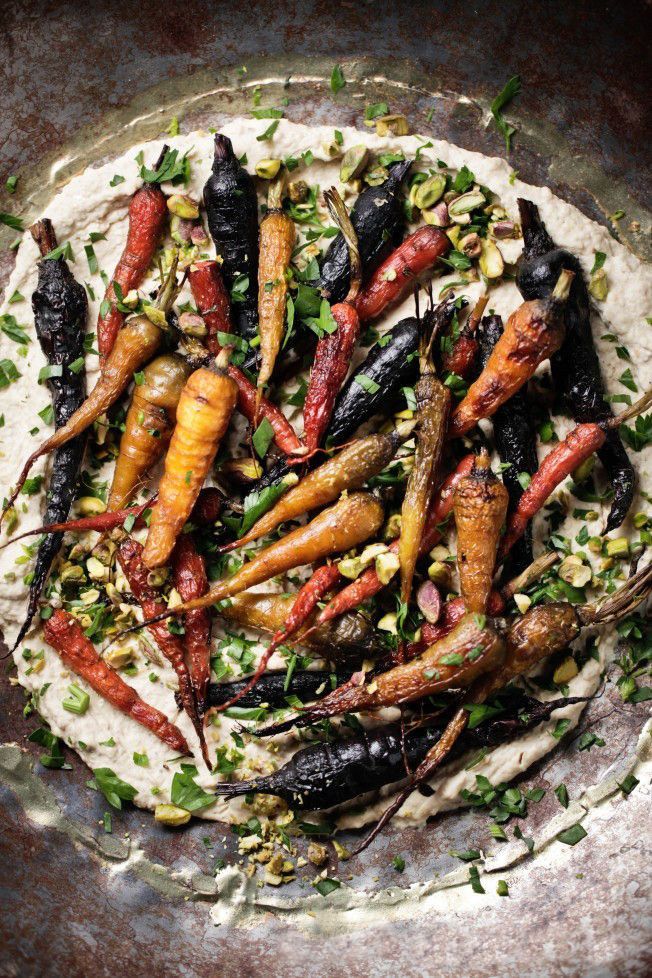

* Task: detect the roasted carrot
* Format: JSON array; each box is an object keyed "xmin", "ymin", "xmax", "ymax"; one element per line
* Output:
[
  {"xmin": 257, "ymin": 175, "xmax": 295, "ymax": 401},
  {"xmin": 302, "ymin": 188, "xmax": 362, "ymax": 453},
  {"xmin": 0, "ymin": 258, "xmax": 180, "ymax": 524},
  {"xmin": 314, "ymin": 454, "xmax": 475, "ymax": 629},
  {"xmin": 172, "ymin": 534, "xmax": 211, "ymax": 709},
  {"xmin": 123, "ymin": 492, "xmax": 384, "ymax": 630},
  {"xmin": 108, "ymin": 354, "xmax": 191, "ymax": 511},
  {"xmin": 399, "ymin": 307, "xmax": 451, "ymax": 609},
  {"xmin": 448, "ymin": 269, "xmax": 573, "ymax": 439},
  {"xmin": 441, "ymin": 294, "xmax": 488, "ymax": 378},
  {"xmin": 188, "ymin": 260, "xmax": 302, "ymax": 455},
  {"xmin": 258, "ymin": 613, "xmax": 505, "ymax": 733},
  {"xmin": 97, "ymin": 146, "xmax": 169, "ymax": 361},
  {"xmin": 355, "ymin": 225, "xmax": 451, "ymax": 323},
  {"xmin": 43, "ymin": 609, "xmax": 189, "ymax": 753},
  {"xmin": 354, "ymin": 562, "xmax": 652, "ymax": 853},
  {"xmin": 117, "ymin": 537, "xmax": 208, "ymax": 764},
  {"xmin": 499, "ymin": 387, "xmax": 652, "ymax": 559},
  {"xmin": 453, "ymin": 452, "xmax": 509, "ymax": 614},
  {"xmin": 222, "ymin": 425, "xmax": 410, "ymax": 552},
  {"xmin": 142, "ymin": 349, "xmax": 238, "ymax": 568},
  {"xmin": 213, "ymin": 562, "xmax": 342, "ymax": 712}
]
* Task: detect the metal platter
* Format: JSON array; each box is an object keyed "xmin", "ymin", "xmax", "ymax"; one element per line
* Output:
[{"xmin": 1, "ymin": 4, "xmax": 651, "ymax": 975}]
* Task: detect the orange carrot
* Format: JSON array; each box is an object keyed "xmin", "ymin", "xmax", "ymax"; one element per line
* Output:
[
  {"xmin": 448, "ymin": 270, "xmax": 573, "ymax": 439},
  {"xmin": 453, "ymin": 452, "xmax": 509, "ymax": 614},
  {"xmin": 142, "ymin": 350, "xmax": 238, "ymax": 568},
  {"xmin": 123, "ymin": 492, "xmax": 384, "ymax": 631}
]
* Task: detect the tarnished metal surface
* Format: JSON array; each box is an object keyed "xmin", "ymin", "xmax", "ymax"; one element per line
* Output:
[{"xmin": 1, "ymin": 3, "xmax": 651, "ymax": 976}]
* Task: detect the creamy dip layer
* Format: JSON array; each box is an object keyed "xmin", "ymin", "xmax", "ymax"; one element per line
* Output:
[{"xmin": 1, "ymin": 118, "xmax": 650, "ymax": 828}]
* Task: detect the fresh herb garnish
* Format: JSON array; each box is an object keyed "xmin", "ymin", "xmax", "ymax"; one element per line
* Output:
[{"xmin": 490, "ymin": 75, "xmax": 521, "ymax": 153}]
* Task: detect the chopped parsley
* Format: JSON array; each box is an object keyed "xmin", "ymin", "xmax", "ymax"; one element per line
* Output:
[{"xmin": 490, "ymin": 75, "xmax": 521, "ymax": 153}]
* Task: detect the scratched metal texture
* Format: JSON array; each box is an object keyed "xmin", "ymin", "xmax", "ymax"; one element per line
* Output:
[{"xmin": 0, "ymin": 2, "xmax": 651, "ymax": 977}]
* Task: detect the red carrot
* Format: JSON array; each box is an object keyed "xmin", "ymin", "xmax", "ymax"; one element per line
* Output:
[
  {"xmin": 43, "ymin": 608, "xmax": 189, "ymax": 753},
  {"xmin": 117, "ymin": 537, "xmax": 208, "ymax": 765},
  {"xmin": 355, "ymin": 226, "xmax": 450, "ymax": 322},
  {"xmin": 302, "ymin": 189, "xmax": 362, "ymax": 453},
  {"xmin": 212, "ymin": 562, "xmax": 341, "ymax": 712},
  {"xmin": 189, "ymin": 258, "xmax": 302, "ymax": 454},
  {"xmin": 499, "ymin": 387, "xmax": 652, "ymax": 558},
  {"xmin": 441, "ymin": 294, "xmax": 488, "ymax": 379},
  {"xmin": 172, "ymin": 535, "xmax": 211, "ymax": 709},
  {"xmin": 98, "ymin": 149, "xmax": 169, "ymax": 361}
]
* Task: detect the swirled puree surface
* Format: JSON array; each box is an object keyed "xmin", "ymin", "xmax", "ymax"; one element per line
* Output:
[{"xmin": 1, "ymin": 119, "xmax": 650, "ymax": 834}]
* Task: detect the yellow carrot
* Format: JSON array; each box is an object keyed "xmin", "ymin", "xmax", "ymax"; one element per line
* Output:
[
  {"xmin": 257, "ymin": 176, "xmax": 295, "ymax": 401},
  {"xmin": 108, "ymin": 354, "xmax": 191, "ymax": 511},
  {"xmin": 142, "ymin": 352, "xmax": 238, "ymax": 568}
]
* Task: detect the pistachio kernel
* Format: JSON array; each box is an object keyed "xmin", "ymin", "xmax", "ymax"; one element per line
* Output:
[
  {"xmin": 588, "ymin": 268, "xmax": 609, "ymax": 301},
  {"xmin": 412, "ymin": 174, "xmax": 446, "ymax": 210},
  {"xmin": 458, "ymin": 232, "xmax": 482, "ymax": 258},
  {"xmin": 155, "ymin": 804, "xmax": 191, "ymax": 827},
  {"xmin": 287, "ymin": 180, "xmax": 309, "ymax": 204},
  {"xmin": 166, "ymin": 194, "xmax": 200, "ymax": 220},
  {"xmin": 255, "ymin": 158, "xmax": 282, "ymax": 180},
  {"xmin": 479, "ymin": 239, "xmax": 505, "ymax": 279},
  {"xmin": 339, "ymin": 145, "xmax": 369, "ymax": 184},
  {"xmin": 375, "ymin": 114, "xmax": 409, "ymax": 137}
]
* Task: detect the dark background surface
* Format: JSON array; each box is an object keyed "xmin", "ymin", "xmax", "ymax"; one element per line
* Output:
[{"xmin": 1, "ymin": 2, "xmax": 650, "ymax": 977}]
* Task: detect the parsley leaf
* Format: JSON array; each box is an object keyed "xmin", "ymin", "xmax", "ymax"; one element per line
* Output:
[
  {"xmin": 490, "ymin": 75, "xmax": 521, "ymax": 153},
  {"xmin": 90, "ymin": 768, "xmax": 137, "ymax": 810},
  {"xmin": 330, "ymin": 65, "xmax": 346, "ymax": 94}
]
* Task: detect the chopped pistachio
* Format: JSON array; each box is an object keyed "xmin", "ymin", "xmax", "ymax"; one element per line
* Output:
[
  {"xmin": 571, "ymin": 456, "xmax": 595, "ymax": 484},
  {"xmin": 255, "ymin": 158, "xmax": 282, "ymax": 180},
  {"xmin": 588, "ymin": 268, "xmax": 609, "ymax": 301},
  {"xmin": 587, "ymin": 536, "xmax": 603, "ymax": 554},
  {"xmin": 178, "ymin": 311, "xmax": 207, "ymax": 338},
  {"xmin": 77, "ymin": 496, "xmax": 107, "ymax": 517},
  {"xmin": 375, "ymin": 550, "xmax": 400, "ymax": 585},
  {"xmin": 142, "ymin": 304, "xmax": 168, "ymax": 328},
  {"xmin": 307, "ymin": 841, "xmax": 329, "ymax": 866},
  {"xmin": 364, "ymin": 164, "xmax": 389, "ymax": 186},
  {"xmin": 378, "ymin": 612, "xmax": 398, "ymax": 635},
  {"xmin": 448, "ymin": 188, "xmax": 486, "ymax": 219},
  {"xmin": 605, "ymin": 537, "xmax": 629, "ymax": 558},
  {"xmin": 513, "ymin": 593, "xmax": 531, "ymax": 615},
  {"xmin": 479, "ymin": 239, "xmax": 505, "ymax": 279},
  {"xmin": 104, "ymin": 645, "xmax": 135, "ymax": 669},
  {"xmin": 287, "ymin": 180, "xmax": 309, "ymax": 204},
  {"xmin": 375, "ymin": 114, "xmax": 409, "ymax": 137},
  {"xmin": 339, "ymin": 145, "xmax": 369, "ymax": 184},
  {"xmin": 170, "ymin": 216, "xmax": 193, "ymax": 245},
  {"xmin": 155, "ymin": 804, "xmax": 191, "ymax": 827},
  {"xmin": 553, "ymin": 656, "xmax": 579, "ymax": 685},
  {"xmin": 167, "ymin": 194, "xmax": 200, "ymax": 220},
  {"xmin": 633, "ymin": 513, "xmax": 649, "ymax": 529},
  {"xmin": 422, "ymin": 201, "xmax": 449, "ymax": 227},
  {"xmin": 86, "ymin": 556, "xmax": 109, "ymax": 582},
  {"xmin": 411, "ymin": 173, "xmax": 446, "ymax": 210},
  {"xmin": 384, "ymin": 513, "xmax": 402, "ymax": 540},
  {"xmin": 427, "ymin": 560, "xmax": 452, "ymax": 589},
  {"xmin": 60, "ymin": 564, "xmax": 86, "ymax": 584},
  {"xmin": 446, "ymin": 225, "xmax": 462, "ymax": 247},
  {"xmin": 458, "ymin": 232, "xmax": 482, "ymax": 258},
  {"xmin": 558, "ymin": 554, "xmax": 591, "ymax": 588}
]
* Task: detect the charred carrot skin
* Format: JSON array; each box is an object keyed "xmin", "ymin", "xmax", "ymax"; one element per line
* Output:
[
  {"xmin": 213, "ymin": 562, "xmax": 342, "ymax": 712},
  {"xmin": 188, "ymin": 259, "xmax": 302, "ymax": 454},
  {"xmin": 117, "ymin": 537, "xmax": 207, "ymax": 762},
  {"xmin": 453, "ymin": 453, "xmax": 509, "ymax": 614},
  {"xmin": 203, "ymin": 134, "xmax": 259, "ymax": 342},
  {"xmin": 143, "ymin": 357, "xmax": 238, "ymax": 568},
  {"xmin": 449, "ymin": 272, "xmax": 572, "ymax": 439},
  {"xmin": 355, "ymin": 226, "xmax": 451, "ymax": 322},
  {"xmin": 172, "ymin": 535, "xmax": 211, "ymax": 707},
  {"xmin": 43, "ymin": 609, "xmax": 189, "ymax": 753},
  {"xmin": 98, "ymin": 155, "xmax": 168, "ymax": 361}
]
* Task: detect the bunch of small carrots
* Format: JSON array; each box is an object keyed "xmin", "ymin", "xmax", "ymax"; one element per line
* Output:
[{"xmin": 1, "ymin": 134, "xmax": 649, "ymax": 859}]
